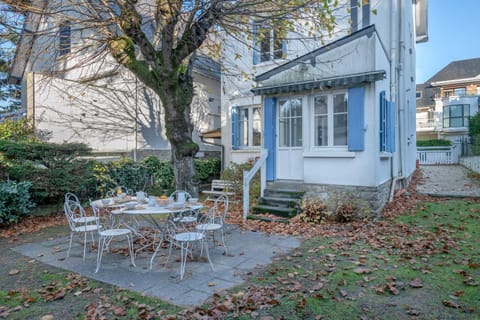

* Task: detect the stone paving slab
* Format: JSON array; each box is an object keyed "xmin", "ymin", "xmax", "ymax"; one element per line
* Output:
[
  {"xmin": 12, "ymin": 224, "xmax": 300, "ymax": 307},
  {"xmin": 416, "ymin": 165, "xmax": 480, "ymax": 198}
]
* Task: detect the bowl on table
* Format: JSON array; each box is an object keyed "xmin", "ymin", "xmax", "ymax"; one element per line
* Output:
[{"xmin": 101, "ymin": 199, "xmax": 110, "ymax": 205}]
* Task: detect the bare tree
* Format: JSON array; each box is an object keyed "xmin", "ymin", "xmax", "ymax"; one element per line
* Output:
[{"xmin": 0, "ymin": 0, "xmax": 342, "ymax": 192}]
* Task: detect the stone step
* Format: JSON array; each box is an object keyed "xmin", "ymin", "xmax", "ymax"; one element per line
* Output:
[
  {"xmin": 263, "ymin": 188, "xmax": 305, "ymax": 199},
  {"xmin": 252, "ymin": 205, "xmax": 298, "ymax": 218},
  {"xmin": 258, "ymin": 196, "xmax": 299, "ymax": 208}
]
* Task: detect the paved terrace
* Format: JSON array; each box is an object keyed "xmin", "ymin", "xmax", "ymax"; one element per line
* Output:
[
  {"xmin": 416, "ymin": 165, "xmax": 480, "ymax": 198},
  {"xmin": 12, "ymin": 224, "xmax": 300, "ymax": 307}
]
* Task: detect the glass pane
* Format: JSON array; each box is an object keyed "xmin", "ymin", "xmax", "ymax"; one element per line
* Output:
[
  {"xmin": 252, "ymin": 108, "xmax": 262, "ymax": 146},
  {"xmin": 315, "ymin": 115, "xmax": 328, "ymax": 146},
  {"xmin": 260, "ymin": 29, "xmax": 271, "ymax": 62},
  {"xmin": 334, "ymin": 114, "xmax": 348, "ymax": 146},
  {"xmin": 291, "ymin": 99, "xmax": 302, "ymax": 117},
  {"xmin": 279, "ymin": 118, "xmax": 288, "ymax": 147},
  {"xmin": 273, "ymin": 29, "xmax": 283, "ymax": 59},
  {"xmin": 238, "ymin": 109, "xmax": 248, "ymax": 147},
  {"xmin": 314, "ymin": 96, "xmax": 328, "ymax": 114},
  {"xmin": 292, "ymin": 117, "xmax": 303, "ymax": 147},
  {"xmin": 463, "ymin": 104, "xmax": 470, "ymax": 116},
  {"xmin": 443, "ymin": 118, "xmax": 449, "ymax": 128},
  {"xmin": 450, "ymin": 105, "xmax": 462, "ymax": 117},
  {"xmin": 280, "ymin": 100, "xmax": 290, "ymax": 118},
  {"xmin": 453, "ymin": 88, "xmax": 466, "ymax": 96},
  {"xmin": 334, "ymin": 93, "xmax": 347, "ymax": 113},
  {"xmin": 450, "ymin": 117, "xmax": 463, "ymax": 127}
]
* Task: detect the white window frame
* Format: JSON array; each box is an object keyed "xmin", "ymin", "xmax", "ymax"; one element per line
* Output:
[
  {"xmin": 310, "ymin": 90, "xmax": 348, "ymax": 151},
  {"xmin": 236, "ymin": 105, "xmax": 262, "ymax": 149},
  {"xmin": 257, "ymin": 22, "xmax": 284, "ymax": 63}
]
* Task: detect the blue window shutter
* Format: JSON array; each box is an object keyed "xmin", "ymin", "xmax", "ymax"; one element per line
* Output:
[
  {"xmin": 232, "ymin": 106, "xmax": 239, "ymax": 150},
  {"xmin": 264, "ymin": 97, "xmax": 277, "ymax": 181},
  {"xmin": 350, "ymin": 0, "xmax": 358, "ymax": 32},
  {"xmin": 362, "ymin": 0, "xmax": 370, "ymax": 28},
  {"xmin": 252, "ymin": 23, "xmax": 259, "ymax": 65},
  {"xmin": 347, "ymin": 87, "xmax": 365, "ymax": 151},
  {"xmin": 379, "ymin": 91, "xmax": 386, "ymax": 152},
  {"xmin": 281, "ymin": 39, "xmax": 287, "ymax": 59},
  {"xmin": 386, "ymin": 101, "xmax": 396, "ymax": 153}
]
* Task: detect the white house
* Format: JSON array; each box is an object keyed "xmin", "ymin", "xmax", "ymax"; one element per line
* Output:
[
  {"xmin": 221, "ymin": 0, "xmax": 428, "ymax": 213},
  {"xmin": 9, "ymin": 4, "xmax": 222, "ymax": 161}
]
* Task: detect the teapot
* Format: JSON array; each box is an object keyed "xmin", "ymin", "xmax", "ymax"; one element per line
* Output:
[
  {"xmin": 148, "ymin": 196, "xmax": 157, "ymax": 207},
  {"xmin": 136, "ymin": 191, "xmax": 147, "ymax": 202}
]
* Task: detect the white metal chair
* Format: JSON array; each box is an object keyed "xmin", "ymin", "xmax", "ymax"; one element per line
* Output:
[
  {"xmin": 169, "ymin": 190, "xmax": 197, "ymax": 225},
  {"xmin": 195, "ymin": 195, "xmax": 229, "ymax": 254},
  {"xmin": 90, "ymin": 201, "xmax": 136, "ymax": 273},
  {"xmin": 64, "ymin": 200, "xmax": 101, "ymax": 260},
  {"xmin": 159, "ymin": 219, "xmax": 214, "ymax": 280},
  {"xmin": 64, "ymin": 192, "xmax": 98, "ymax": 225}
]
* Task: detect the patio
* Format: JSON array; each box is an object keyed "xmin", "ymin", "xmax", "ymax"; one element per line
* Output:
[{"xmin": 11, "ymin": 223, "xmax": 300, "ymax": 307}]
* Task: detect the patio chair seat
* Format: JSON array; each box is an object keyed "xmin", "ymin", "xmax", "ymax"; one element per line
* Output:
[
  {"xmin": 99, "ymin": 228, "xmax": 131, "ymax": 237},
  {"xmin": 195, "ymin": 223, "xmax": 221, "ymax": 232},
  {"xmin": 174, "ymin": 231, "xmax": 205, "ymax": 242},
  {"xmin": 73, "ymin": 216, "xmax": 98, "ymax": 224},
  {"xmin": 72, "ymin": 224, "xmax": 101, "ymax": 233}
]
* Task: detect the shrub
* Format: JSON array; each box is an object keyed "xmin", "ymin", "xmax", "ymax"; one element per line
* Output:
[
  {"xmin": 0, "ymin": 118, "xmax": 37, "ymax": 142},
  {"xmin": 298, "ymin": 196, "xmax": 330, "ymax": 223},
  {"xmin": 0, "ymin": 180, "xmax": 35, "ymax": 225},
  {"xmin": 469, "ymin": 113, "xmax": 480, "ymax": 155},
  {"xmin": 416, "ymin": 139, "xmax": 451, "ymax": 147},
  {"xmin": 0, "ymin": 140, "xmax": 94, "ymax": 204},
  {"xmin": 220, "ymin": 160, "xmax": 259, "ymax": 201},
  {"xmin": 327, "ymin": 192, "xmax": 370, "ymax": 222}
]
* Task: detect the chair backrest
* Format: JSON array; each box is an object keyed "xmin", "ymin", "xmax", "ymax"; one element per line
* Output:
[
  {"xmin": 65, "ymin": 192, "xmax": 80, "ymax": 204},
  {"xmin": 213, "ymin": 194, "xmax": 229, "ymax": 223},
  {"xmin": 89, "ymin": 200, "xmax": 103, "ymax": 231},
  {"xmin": 64, "ymin": 200, "xmax": 87, "ymax": 230},
  {"xmin": 170, "ymin": 190, "xmax": 191, "ymax": 203}
]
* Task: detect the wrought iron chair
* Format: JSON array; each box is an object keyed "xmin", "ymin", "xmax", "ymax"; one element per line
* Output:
[
  {"xmin": 169, "ymin": 190, "xmax": 198, "ymax": 225},
  {"xmin": 64, "ymin": 192, "xmax": 98, "ymax": 225},
  {"xmin": 195, "ymin": 195, "xmax": 229, "ymax": 254},
  {"xmin": 90, "ymin": 201, "xmax": 136, "ymax": 273},
  {"xmin": 64, "ymin": 200, "xmax": 101, "ymax": 260},
  {"xmin": 160, "ymin": 219, "xmax": 214, "ymax": 280}
]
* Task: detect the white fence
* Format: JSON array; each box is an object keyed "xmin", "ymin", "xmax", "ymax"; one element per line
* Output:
[
  {"xmin": 416, "ymin": 145, "xmax": 461, "ymax": 165},
  {"xmin": 460, "ymin": 156, "xmax": 480, "ymax": 173}
]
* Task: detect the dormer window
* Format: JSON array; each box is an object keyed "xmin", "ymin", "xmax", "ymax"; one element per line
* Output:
[{"xmin": 59, "ymin": 21, "xmax": 71, "ymax": 56}]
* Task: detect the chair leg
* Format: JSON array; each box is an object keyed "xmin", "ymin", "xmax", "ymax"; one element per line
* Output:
[
  {"xmin": 126, "ymin": 233, "xmax": 136, "ymax": 267},
  {"xmin": 180, "ymin": 242, "xmax": 189, "ymax": 280},
  {"xmin": 163, "ymin": 241, "xmax": 174, "ymax": 270},
  {"xmin": 203, "ymin": 239, "xmax": 214, "ymax": 272},
  {"xmin": 95, "ymin": 236, "xmax": 106, "ymax": 273},
  {"xmin": 67, "ymin": 232, "xmax": 74, "ymax": 258},
  {"xmin": 220, "ymin": 229, "xmax": 228, "ymax": 254},
  {"xmin": 83, "ymin": 230, "xmax": 88, "ymax": 260}
]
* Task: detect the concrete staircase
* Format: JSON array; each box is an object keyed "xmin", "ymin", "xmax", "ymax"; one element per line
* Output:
[{"xmin": 251, "ymin": 182, "xmax": 305, "ymax": 220}]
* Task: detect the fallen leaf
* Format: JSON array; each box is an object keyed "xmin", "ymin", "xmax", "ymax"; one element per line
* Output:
[
  {"xmin": 442, "ymin": 300, "xmax": 460, "ymax": 308},
  {"xmin": 353, "ymin": 268, "xmax": 372, "ymax": 274},
  {"xmin": 8, "ymin": 269, "xmax": 20, "ymax": 276},
  {"xmin": 208, "ymin": 282, "xmax": 216, "ymax": 287},
  {"xmin": 410, "ymin": 278, "xmax": 423, "ymax": 288},
  {"xmin": 40, "ymin": 315, "xmax": 54, "ymax": 320}
]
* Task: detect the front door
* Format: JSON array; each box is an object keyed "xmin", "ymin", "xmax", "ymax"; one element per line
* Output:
[{"xmin": 277, "ymin": 98, "xmax": 304, "ymax": 180}]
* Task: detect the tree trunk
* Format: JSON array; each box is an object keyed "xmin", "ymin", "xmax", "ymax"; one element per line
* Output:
[{"xmin": 156, "ymin": 62, "xmax": 199, "ymax": 194}]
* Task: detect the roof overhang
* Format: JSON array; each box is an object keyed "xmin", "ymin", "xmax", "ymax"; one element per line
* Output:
[
  {"xmin": 251, "ymin": 70, "xmax": 386, "ymax": 95},
  {"xmin": 200, "ymin": 128, "xmax": 221, "ymax": 139}
]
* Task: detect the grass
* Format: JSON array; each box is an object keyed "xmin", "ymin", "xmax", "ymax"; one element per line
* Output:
[{"xmin": 1, "ymin": 199, "xmax": 479, "ymax": 319}]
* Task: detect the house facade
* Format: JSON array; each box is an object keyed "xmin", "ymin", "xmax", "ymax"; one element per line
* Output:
[
  {"xmin": 221, "ymin": 0, "xmax": 428, "ymax": 213},
  {"xmin": 416, "ymin": 58, "xmax": 480, "ymax": 143},
  {"xmin": 9, "ymin": 5, "xmax": 222, "ymax": 161}
]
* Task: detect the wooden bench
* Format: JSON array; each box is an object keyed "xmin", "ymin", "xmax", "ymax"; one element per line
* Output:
[{"xmin": 202, "ymin": 179, "xmax": 235, "ymax": 201}]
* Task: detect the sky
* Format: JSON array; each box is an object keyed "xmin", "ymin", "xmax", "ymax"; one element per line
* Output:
[{"xmin": 416, "ymin": 0, "xmax": 480, "ymax": 83}]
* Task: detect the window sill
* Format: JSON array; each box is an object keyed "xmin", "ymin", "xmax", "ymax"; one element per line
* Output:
[
  {"xmin": 303, "ymin": 151, "xmax": 355, "ymax": 158},
  {"xmin": 380, "ymin": 152, "xmax": 392, "ymax": 160},
  {"xmin": 232, "ymin": 148, "xmax": 261, "ymax": 153}
]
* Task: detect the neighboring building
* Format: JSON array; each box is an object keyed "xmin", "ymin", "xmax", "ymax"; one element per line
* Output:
[
  {"xmin": 221, "ymin": 0, "xmax": 428, "ymax": 213},
  {"xmin": 416, "ymin": 58, "xmax": 480, "ymax": 143},
  {"xmin": 9, "ymin": 7, "xmax": 221, "ymax": 160}
]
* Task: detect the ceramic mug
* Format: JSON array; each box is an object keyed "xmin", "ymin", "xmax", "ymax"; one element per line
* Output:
[
  {"xmin": 177, "ymin": 192, "xmax": 186, "ymax": 204},
  {"xmin": 136, "ymin": 191, "xmax": 147, "ymax": 202}
]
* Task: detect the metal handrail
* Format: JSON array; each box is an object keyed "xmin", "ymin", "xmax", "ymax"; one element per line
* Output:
[{"xmin": 242, "ymin": 149, "xmax": 268, "ymax": 220}]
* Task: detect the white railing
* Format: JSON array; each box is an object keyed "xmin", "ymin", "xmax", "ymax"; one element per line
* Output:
[
  {"xmin": 460, "ymin": 156, "xmax": 480, "ymax": 173},
  {"xmin": 242, "ymin": 149, "xmax": 268, "ymax": 220},
  {"xmin": 416, "ymin": 145, "xmax": 460, "ymax": 165}
]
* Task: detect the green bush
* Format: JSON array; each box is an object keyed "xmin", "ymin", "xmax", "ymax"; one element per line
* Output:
[
  {"xmin": 0, "ymin": 118, "xmax": 37, "ymax": 142},
  {"xmin": 416, "ymin": 139, "xmax": 451, "ymax": 147},
  {"xmin": 0, "ymin": 180, "xmax": 35, "ymax": 225},
  {"xmin": 221, "ymin": 160, "xmax": 259, "ymax": 201},
  {"xmin": 469, "ymin": 113, "xmax": 480, "ymax": 155},
  {"xmin": 0, "ymin": 140, "xmax": 94, "ymax": 204}
]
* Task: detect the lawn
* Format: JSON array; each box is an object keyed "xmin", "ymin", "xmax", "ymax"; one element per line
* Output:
[{"xmin": 0, "ymin": 198, "xmax": 479, "ymax": 319}]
